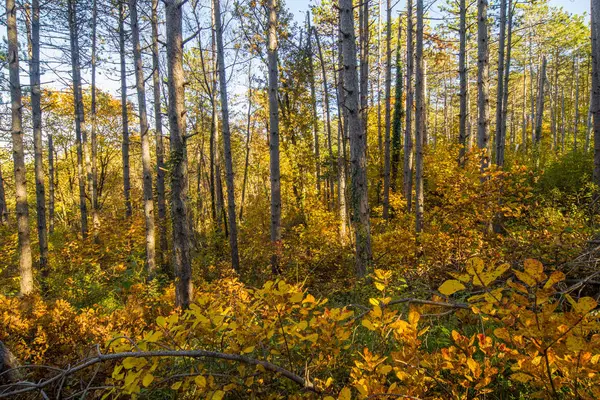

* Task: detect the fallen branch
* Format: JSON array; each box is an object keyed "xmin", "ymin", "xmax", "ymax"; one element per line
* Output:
[{"xmin": 0, "ymin": 348, "xmax": 318, "ymax": 398}]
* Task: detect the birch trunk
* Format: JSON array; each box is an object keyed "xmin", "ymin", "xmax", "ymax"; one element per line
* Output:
[
  {"xmin": 119, "ymin": 1, "xmax": 132, "ymax": 218},
  {"xmin": 591, "ymin": 0, "xmax": 600, "ymax": 185},
  {"xmin": 494, "ymin": 0, "xmax": 506, "ymax": 166},
  {"xmin": 391, "ymin": 22, "xmax": 403, "ymax": 191},
  {"xmin": 0, "ymin": 165, "xmax": 7, "ymax": 225},
  {"xmin": 7, "ymin": 0, "xmax": 33, "ymax": 294},
  {"xmin": 458, "ymin": 0, "xmax": 468, "ymax": 165},
  {"xmin": 415, "ymin": 0, "xmax": 424, "ymax": 233},
  {"xmin": 91, "ymin": 0, "xmax": 99, "ymax": 236},
  {"xmin": 48, "ymin": 135, "xmax": 55, "ymax": 233},
  {"xmin": 534, "ymin": 56, "xmax": 547, "ymax": 144},
  {"xmin": 404, "ymin": 0, "xmax": 414, "ymax": 211},
  {"xmin": 477, "ymin": 0, "xmax": 490, "ymax": 171},
  {"xmin": 382, "ymin": 0, "xmax": 392, "ymax": 220}
]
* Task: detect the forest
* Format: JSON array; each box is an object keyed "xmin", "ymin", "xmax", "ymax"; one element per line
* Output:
[{"xmin": 0, "ymin": 0, "xmax": 599, "ymax": 398}]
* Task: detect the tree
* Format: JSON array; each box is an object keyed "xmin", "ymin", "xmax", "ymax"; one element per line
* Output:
[
  {"xmin": 307, "ymin": 15, "xmax": 321, "ymax": 199},
  {"xmin": 0, "ymin": 165, "xmax": 7, "ymax": 224},
  {"xmin": 494, "ymin": 0, "xmax": 507, "ymax": 166},
  {"xmin": 7, "ymin": 0, "xmax": 33, "ymax": 294},
  {"xmin": 151, "ymin": 0, "xmax": 168, "ymax": 272},
  {"xmin": 534, "ymin": 56, "xmax": 547, "ymax": 144},
  {"xmin": 68, "ymin": 0, "xmax": 88, "ymax": 237},
  {"xmin": 415, "ymin": 0, "xmax": 424, "ymax": 233},
  {"xmin": 90, "ymin": 0, "xmax": 99, "ymax": 236},
  {"xmin": 119, "ymin": 0, "xmax": 132, "ymax": 219},
  {"xmin": 340, "ymin": 0, "xmax": 372, "ymax": 277},
  {"xmin": 458, "ymin": 0, "xmax": 468, "ymax": 166},
  {"xmin": 592, "ymin": 0, "xmax": 600, "ymax": 185},
  {"xmin": 404, "ymin": 0, "xmax": 414, "ymax": 210},
  {"xmin": 477, "ymin": 0, "xmax": 490, "ymax": 171},
  {"xmin": 268, "ymin": 0, "xmax": 282, "ymax": 275},
  {"xmin": 391, "ymin": 21, "xmax": 403, "ymax": 192},
  {"xmin": 213, "ymin": 0, "xmax": 240, "ymax": 272},
  {"xmin": 26, "ymin": 0, "xmax": 48, "ymax": 272},
  {"xmin": 382, "ymin": 0, "xmax": 392, "ymax": 220},
  {"xmin": 166, "ymin": 0, "xmax": 193, "ymax": 307},
  {"xmin": 129, "ymin": 0, "xmax": 157, "ymax": 276}
]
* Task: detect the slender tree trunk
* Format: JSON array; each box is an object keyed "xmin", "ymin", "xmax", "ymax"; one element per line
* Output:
[
  {"xmin": 0, "ymin": 165, "xmax": 7, "ymax": 225},
  {"xmin": 359, "ymin": 0, "xmax": 370, "ymax": 137},
  {"xmin": 561, "ymin": 88, "xmax": 566, "ymax": 152},
  {"xmin": 340, "ymin": 0, "xmax": 372, "ymax": 276},
  {"xmin": 574, "ymin": 56, "xmax": 580, "ymax": 150},
  {"xmin": 415, "ymin": 0, "xmax": 424, "ymax": 233},
  {"xmin": 458, "ymin": 0, "xmax": 468, "ymax": 165},
  {"xmin": 494, "ymin": 0, "xmax": 507, "ymax": 166},
  {"xmin": 151, "ymin": 0, "xmax": 168, "ymax": 271},
  {"xmin": 591, "ymin": 0, "xmax": 600, "ymax": 185},
  {"xmin": 477, "ymin": 0, "xmax": 490, "ymax": 171},
  {"xmin": 26, "ymin": 0, "xmax": 48, "ymax": 272},
  {"xmin": 48, "ymin": 135, "xmax": 55, "ymax": 233},
  {"xmin": 500, "ymin": 0, "xmax": 513, "ymax": 157},
  {"xmin": 391, "ymin": 22, "xmax": 403, "ymax": 192},
  {"xmin": 119, "ymin": 1, "xmax": 132, "ymax": 218},
  {"xmin": 586, "ymin": 89, "xmax": 593, "ymax": 153},
  {"xmin": 314, "ymin": 27, "xmax": 335, "ymax": 210},
  {"xmin": 7, "ymin": 0, "xmax": 33, "ymax": 295},
  {"xmin": 90, "ymin": 0, "xmax": 99, "ymax": 237},
  {"xmin": 166, "ymin": 0, "xmax": 193, "ymax": 308},
  {"xmin": 335, "ymin": 21, "xmax": 348, "ymax": 242},
  {"xmin": 552, "ymin": 49, "xmax": 559, "ymax": 150},
  {"xmin": 307, "ymin": 15, "xmax": 321, "ymax": 199},
  {"xmin": 240, "ymin": 63, "xmax": 253, "ymax": 222},
  {"xmin": 268, "ymin": 0, "xmax": 282, "ymax": 274},
  {"xmin": 213, "ymin": 0, "xmax": 240, "ymax": 272},
  {"xmin": 130, "ymin": 0, "xmax": 157, "ymax": 276},
  {"xmin": 535, "ymin": 56, "xmax": 547, "ymax": 144},
  {"xmin": 404, "ymin": 0, "xmax": 414, "ymax": 211},
  {"xmin": 382, "ymin": 0, "xmax": 392, "ymax": 220},
  {"xmin": 522, "ymin": 71, "xmax": 528, "ymax": 151},
  {"xmin": 68, "ymin": 0, "xmax": 88, "ymax": 237}
]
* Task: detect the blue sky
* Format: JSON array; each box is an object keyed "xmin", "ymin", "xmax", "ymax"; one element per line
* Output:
[{"xmin": 286, "ymin": 0, "xmax": 589, "ymax": 22}]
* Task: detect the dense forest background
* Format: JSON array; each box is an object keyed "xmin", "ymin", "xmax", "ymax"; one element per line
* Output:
[{"xmin": 1, "ymin": 0, "xmax": 600, "ymax": 398}]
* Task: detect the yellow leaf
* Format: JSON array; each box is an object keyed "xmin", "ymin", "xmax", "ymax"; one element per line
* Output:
[
  {"xmin": 362, "ymin": 319, "xmax": 376, "ymax": 331},
  {"xmin": 438, "ymin": 280, "xmax": 466, "ymax": 296},
  {"xmin": 156, "ymin": 316, "xmax": 166, "ymax": 327},
  {"xmin": 466, "ymin": 257, "xmax": 485, "ymax": 276},
  {"xmin": 302, "ymin": 294, "xmax": 316, "ymax": 304},
  {"xmin": 339, "ymin": 386, "xmax": 352, "ymax": 400},
  {"xmin": 211, "ymin": 390, "xmax": 225, "ymax": 400},
  {"xmin": 566, "ymin": 335, "xmax": 585, "ymax": 352},
  {"xmin": 369, "ymin": 298, "xmax": 380, "ymax": 306},
  {"xmin": 171, "ymin": 381, "xmax": 182, "ymax": 390},
  {"xmin": 374, "ymin": 281, "xmax": 386, "ymax": 291},
  {"xmin": 408, "ymin": 310, "xmax": 420, "ymax": 326},
  {"xmin": 377, "ymin": 364, "xmax": 392, "ymax": 375},
  {"xmin": 544, "ymin": 271, "xmax": 565, "ymax": 289},
  {"xmin": 324, "ymin": 397, "xmax": 336, "ymax": 400},
  {"xmin": 195, "ymin": 375, "xmax": 207, "ymax": 388},
  {"xmin": 142, "ymin": 374, "xmax": 154, "ymax": 387},
  {"xmin": 514, "ymin": 270, "xmax": 536, "ymax": 287},
  {"xmin": 242, "ymin": 346, "xmax": 255, "ymax": 354},
  {"xmin": 371, "ymin": 306, "xmax": 382, "ymax": 318},
  {"xmin": 123, "ymin": 357, "xmax": 138, "ymax": 370},
  {"xmin": 290, "ymin": 292, "xmax": 303, "ymax": 303},
  {"xmin": 511, "ymin": 372, "xmax": 532, "ymax": 383},
  {"xmin": 575, "ymin": 297, "xmax": 597, "ymax": 314},
  {"xmin": 523, "ymin": 259, "xmax": 544, "ymax": 280}
]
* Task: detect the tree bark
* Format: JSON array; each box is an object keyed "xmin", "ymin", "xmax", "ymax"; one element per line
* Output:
[
  {"xmin": 307, "ymin": 15, "xmax": 321, "ymax": 199},
  {"xmin": 48, "ymin": 135, "xmax": 55, "ymax": 233},
  {"xmin": 500, "ymin": 0, "xmax": 513, "ymax": 158},
  {"xmin": 26, "ymin": 0, "xmax": 48, "ymax": 273},
  {"xmin": 591, "ymin": 0, "xmax": 600, "ymax": 185},
  {"xmin": 359, "ymin": 0, "xmax": 370, "ymax": 136},
  {"xmin": 391, "ymin": 22, "xmax": 403, "ymax": 192},
  {"xmin": 0, "ymin": 165, "xmax": 7, "ymax": 225},
  {"xmin": 119, "ymin": 1, "xmax": 132, "ymax": 218},
  {"xmin": 382, "ymin": 0, "xmax": 392, "ymax": 220},
  {"xmin": 340, "ymin": 0, "xmax": 372, "ymax": 277},
  {"xmin": 240, "ymin": 63, "xmax": 253, "ymax": 222},
  {"xmin": 574, "ymin": 56, "xmax": 580, "ymax": 150},
  {"xmin": 494, "ymin": 0, "xmax": 506, "ymax": 166},
  {"xmin": 404, "ymin": 0, "xmax": 414, "ymax": 211},
  {"xmin": 68, "ymin": 0, "xmax": 88, "ymax": 238},
  {"xmin": 477, "ymin": 0, "xmax": 490, "ymax": 171},
  {"xmin": 415, "ymin": 0, "xmax": 424, "ymax": 233},
  {"xmin": 534, "ymin": 56, "xmax": 547, "ymax": 144},
  {"xmin": 7, "ymin": 0, "xmax": 33, "ymax": 294},
  {"xmin": 335, "ymin": 20, "xmax": 348, "ymax": 243},
  {"xmin": 268, "ymin": 0, "xmax": 282, "ymax": 274},
  {"xmin": 458, "ymin": 0, "xmax": 468, "ymax": 165},
  {"xmin": 151, "ymin": 0, "xmax": 168, "ymax": 272},
  {"xmin": 166, "ymin": 0, "xmax": 193, "ymax": 308},
  {"xmin": 90, "ymin": 0, "xmax": 100, "ymax": 237},
  {"xmin": 213, "ymin": 0, "xmax": 240, "ymax": 272},
  {"xmin": 130, "ymin": 0, "xmax": 157, "ymax": 277}
]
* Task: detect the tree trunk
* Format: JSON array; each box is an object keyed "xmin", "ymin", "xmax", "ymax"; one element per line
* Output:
[
  {"xmin": 415, "ymin": 0, "xmax": 424, "ymax": 233},
  {"xmin": 48, "ymin": 135, "xmax": 55, "ymax": 233},
  {"xmin": 500, "ymin": 0, "xmax": 513, "ymax": 156},
  {"xmin": 391, "ymin": 22, "xmax": 403, "ymax": 192},
  {"xmin": 494, "ymin": 0, "xmax": 507, "ymax": 166},
  {"xmin": 119, "ymin": 1, "xmax": 132, "ymax": 218},
  {"xmin": 477, "ymin": 0, "xmax": 490, "ymax": 171},
  {"xmin": 91, "ymin": 0, "xmax": 99, "ymax": 237},
  {"xmin": 268, "ymin": 0, "xmax": 282, "ymax": 274},
  {"xmin": 307, "ymin": 15, "xmax": 321, "ymax": 199},
  {"xmin": 0, "ymin": 165, "xmax": 8, "ymax": 225},
  {"xmin": 213, "ymin": 0, "xmax": 240, "ymax": 272},
  {"xmin": 574, "ymin": 56, "xmax": 580, "ymax": 150},
  {"xmin": 359, "ymin": 0, "xmax": 369, "ymax": 137},
  {"xmin": 561, "ymin": 88, "xmax": 566, "ymax": 151},
  {"xmin": 340, "ymin": 0, "xmax": 372, "ymax": 277},
  {"xmin": 335, "ymin": 20, "xmax": 348, "ymax": 243},
  {"xmin": 552, "ymin": 49, "xmax": 559, "ymax": 150},
  {"xmin": 26, "ymin": 0, "xmax": 48, "ymax": 272},
  {"xmin": 166, "ymin": 0, "xmax": 193, "ymax": 308},
  {"xmin": 130, "ymin": 0, "xmax": 157, "ymax": 277},
  {"xmin": 151, "ymin": 0, "xmax": 168, "ymax": 272},
  {"xmin": 68, "ymin": 0, "xmax": 88, "ymax": 238},
  {"xmin": 382, "ymin": 0, "xmax": 392, "ymax": 220},
  {"xmin": 458, "ymin": 0, "xmax": 468, "ymax": 165},
  {"xmin": 7, "ymin": 0, "xmax": 33, "ymax": 295},
  {"xmin": 534, "ymin": 56, "xmax": 547, "ymax": 144},
  {"xmin": 592, "ymin": 0, "xmax": 600, "ymax": 185},
  {"xmin": 404, "ymin": 0, "xmax": 414, "ymax": 211},
  {"xmin": 240, "ymin": 63, "xmax": 253, "ymax": 222}
]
